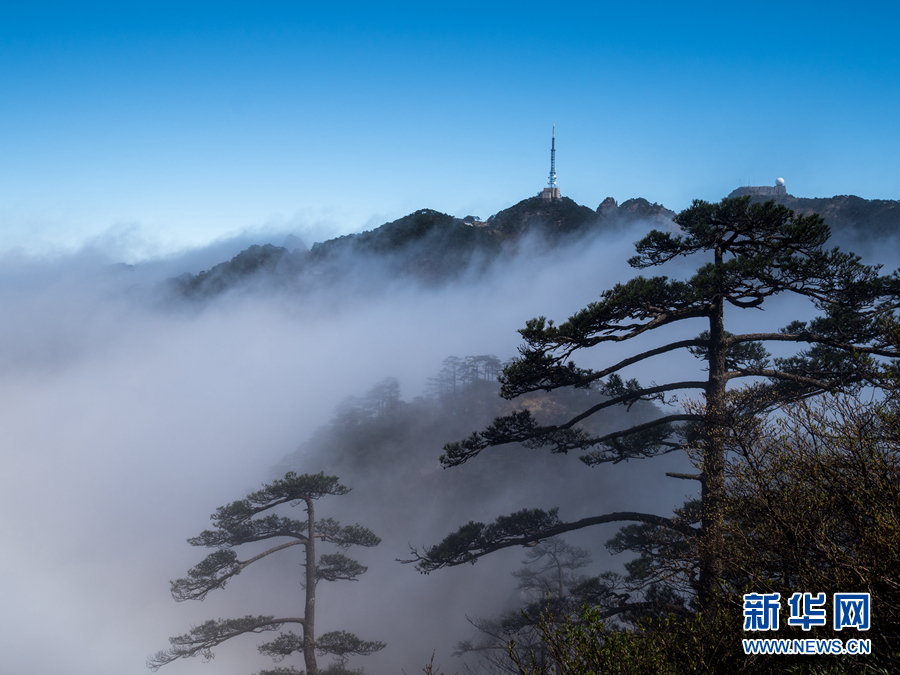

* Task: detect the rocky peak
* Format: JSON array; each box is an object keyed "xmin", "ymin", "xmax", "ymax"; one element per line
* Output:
[{"xmin": 597, "ymin": 197, "xmax": 618, "ymax": 219}]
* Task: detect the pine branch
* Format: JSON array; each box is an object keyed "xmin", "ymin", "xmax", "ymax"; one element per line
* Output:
[
  {"xmin": 188, "ymin": 513, "xmax": 308, "ymax": 548},
  {"xmin": 315, "ymin": 518, "xmax": 381, "ymax": 548},
  {"xmin": 147, "ymin": 615, "xmax": 304, "ymax": 670},
  {"xmin": 171, "ymin": 541, "xmax": 303, "ymax": 601},
  {"xmin": 402, "ymin": 509, "xmax": 697, "ymax": 573},
  {"xmin": 316, "ymin": 553, "xmax": 367, "ymax": 582}
]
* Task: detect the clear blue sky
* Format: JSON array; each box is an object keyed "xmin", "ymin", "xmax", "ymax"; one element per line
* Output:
[{"xmin": 1, "ymin": 1, "xmax": 898, "ymax": 259}]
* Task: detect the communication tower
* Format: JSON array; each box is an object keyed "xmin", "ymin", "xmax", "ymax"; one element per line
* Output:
[{"xmin": 539, "ymin": 124, "xmax": 561, "ymax": 201}]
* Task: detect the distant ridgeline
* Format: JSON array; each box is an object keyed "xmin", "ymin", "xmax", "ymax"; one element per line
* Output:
[
  {"xmin": 165, "ymin": 190, "xmax": 898, "ymax": 299},
  {"xmin": 729, "ymin": 182, "xmax": 900, "ymax": 239},
  {"xmin": 166, "ymin": 196, "xmax": 675, "ymax": 299}
]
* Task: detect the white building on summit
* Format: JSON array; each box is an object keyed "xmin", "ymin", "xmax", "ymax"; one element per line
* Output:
[
  {"xmin": 728, "ymin": 177, "xmax": 788, "ymax": 199},
  {"xmin": 539, "ymin": 124, "xmax": 561, "ymax": 201}
]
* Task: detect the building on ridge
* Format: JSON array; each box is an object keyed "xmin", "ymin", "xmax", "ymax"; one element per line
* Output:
[
  {"xmin": 539, "ymin": 124, "xmax": 561, "ymax": 201},
  {"xmin": 728, "ymin": 177, "xmax": 788, "ymax": 199}
]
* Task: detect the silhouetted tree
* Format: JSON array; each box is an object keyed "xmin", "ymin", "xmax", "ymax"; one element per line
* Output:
[
  {"xmin": 332, "ymin": 378, "xmax": 402, "ymax": 433},
  {"xmin": 148, "ymin": 472, "xmax": 384, "ymax": 675},
  {"xmin": 427, "ymin": 356, "xmax": 465, "ymax": 403},
  {"xmin": 406, "ymin": 196, "xmax": 900, "ymax": 608},
  {"xmin": 363, "ymin": 377, "xmax": 401, "ymax": 418},
  {"xmin": 460, "ymin": 355, "xmax": 504, "ymax": 388},
  {"xmin": 455, "ymin": 537, "xmax": 592, "ymax": 675}
]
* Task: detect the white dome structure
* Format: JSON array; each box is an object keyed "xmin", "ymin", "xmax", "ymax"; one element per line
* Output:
[{"xmin": 727, "ymin": 177, "xmax": 788, "ymax": 198}]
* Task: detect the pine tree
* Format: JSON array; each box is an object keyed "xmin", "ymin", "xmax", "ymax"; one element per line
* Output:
[
  {"xmin": 405, "ymin": 196, "xmax": 900, "ymax": 607},
  {"xmin": 149, "ymin": 472, "xmax": 384, "ymax": 675}
]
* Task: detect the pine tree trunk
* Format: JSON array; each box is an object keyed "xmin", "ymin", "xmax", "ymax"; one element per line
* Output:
[
  {"xmin": 700, "ymin": 275, "xmax": 728, "ymax": 604},
  {"xmin": 304, "ymin": 498, "xmax": 318, "ymax": 675}
]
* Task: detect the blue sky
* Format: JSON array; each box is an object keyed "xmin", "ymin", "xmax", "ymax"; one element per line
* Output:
[{"xmin": 1, "ymin": 1, "xmax": 898, "ymax": 259}]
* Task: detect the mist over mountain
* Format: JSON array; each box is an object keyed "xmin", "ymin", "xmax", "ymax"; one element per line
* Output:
[
  {"xmin": 3, "ymin": 186, "xmax": 899, "ymax": 675},
  {"xmin": 158, "ymin": 194, "xmax": 675, "ymax": 300},
  {"xmin": 165, "ymin": 196, "xmax": 617, "ymax": 299},
  {"xmin": 263, "ymin": 359, "xmax": 672, "ymax": 674},
  {"xmin": 162, "ymin": 190, "xmax": 897, "ymax": 302}
]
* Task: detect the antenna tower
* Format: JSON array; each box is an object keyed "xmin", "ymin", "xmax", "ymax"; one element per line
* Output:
[{"xmin": 548, "ymin": 123, "xmax": 557, "ymax": 189}]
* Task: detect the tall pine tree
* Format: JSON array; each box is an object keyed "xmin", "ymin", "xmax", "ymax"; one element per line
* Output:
[
  {"xmin": 406, "ymin": 196, "xmax": 900, "ymax": 606},
  {"xmin": 149, "ymin": 472, "xmax": 384, "ymax": 675}
]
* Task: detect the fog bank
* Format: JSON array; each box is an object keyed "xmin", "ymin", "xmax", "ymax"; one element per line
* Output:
[{"xmin": 4, "ymin": 214, "xmax": 879, "ymax": 674}]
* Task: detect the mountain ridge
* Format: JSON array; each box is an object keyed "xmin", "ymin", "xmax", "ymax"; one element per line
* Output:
[
  {"xmin": 165, "ymin": 192, "xmax": 899, "ymax": 299},
  {"xmin": 735, "ymin": 192, "xmax": 900, "ymax": 238}
]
